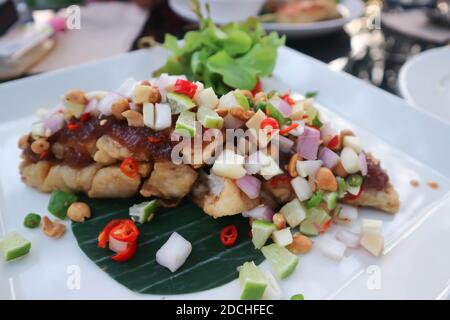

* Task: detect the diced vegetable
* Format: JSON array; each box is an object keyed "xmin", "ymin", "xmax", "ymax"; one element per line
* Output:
[
  {"xmin": 236, "ymin": 175, "xmax": 261, "ymax": 199},
  {"xmin": 251, "ymin": 220, "xmax": 276, "ymax": 249},
  {"xmin": 167, "ymin": 92, "xmax": 196, "ymax": 114},
  {"xmin": 272, "ymin": 228, "xmax": 293, "ymax": 247},
  {"xmin": 234, "ymin": 91, "xmax": 250, "ymax": 110},
  {"xmin": 212, "ymin": 149, "xmax": 246, "ymax": 179},
  {"xmin": 239, "ymin": 261, "xmax": 268, "ymax": 300},
  {"xmin": 174, "ymin": 110, "xmax": 196, "ymax": 137},
  {"xmin": 340, "ymin": 147, "xmax": 360, "ymax": 174},
  {"xmin": 129, "ymin": 200, "xmax": 157, "ymax": 224},
  {"xmin": 335, "ymin": 228, "xmax": 360, "ymax": 248},
  {"xmin": 343, "ymin": 136, "xmax": 361, "ymax": 153},
  {"xmin": 323, "ymin": 192, "xmax": 338, "ymax": 210},
  {"xmin": 154, "ymin": 103, "xmax": 172, "ymax": 130},
  {"xmin": 256, "ymin": 102, "xmax": 285, "ymax": 126},
  {"xmin": 261, "ymin": 243, "xmax": 299, "ymax": 279},
  {"xmin": 362, "ymin": 219, "xmax": 383, "ymax": 234},
  {"xmin": 243, "ymin": 205, "xmax": 274, "ymax": 222},
  {"xmin": 132, "ymin": 85, "xmax": 153, "ymax": 104},
  {"xmin": 347, "ymin": 174, "xmax": 363, "ymax": 188},
  {"xmin": 317, "ymin": 234, "xmax": 346, "ymax": 261},
  {"xmin": 156, "ymin": 232, "xmax": 192, "ymax": 272},
  {"xmin": 360, "ymin": 231, "xmax": 384, "ymax": 256},
  {"xmin": 197, "ymin": 106, "xmax": 223, "ymax": 129},
  {"xmin": 109, "ymin": 234, "xmax": 128, "ymax": 253},
  {"xmin": 246, "ymin": 109, "xmax": 267, "ymax": 131},
  {"xmin": 259, "ymin": 154, "xmax": 283, "ymax": 180},
  {"xmin": 318, "ymin": 147, "xmax": 340, "ymax": 169},
  {"xmin": 296, "ymin": 160, "xmax": 323, "ymax": 178},
  {"xmin": 23, "ymin": 213, "xmax": 41, "ymax": 229},
  {"xmin": 336, "ymin": 177, "xmax": 347, "ymax": 198},
  {"xmin": 279, "ymin": 198, "xmax": 307, "ymax": 227},
  {"xmin": 143, "ymin": 102, "xmax": 155, "ymax": 128},
  {"xmin": 31, "ymin": 122, "xmax": 45, "ymax": 139},
  {"xmin": 306, "ymin": 191, "xmax": 323, "ymax": 209},
  {"xmin": 63, "ymin": 96, "xmax": 85, "ymax": 118},
  {"xmin": 219, "ymin": 91, "xmax": 239, "ymax": 109},
  {"xmin": 334, "ymin": 204, "xmax": 358, "ymax": 225},
  {"xmin": 48, "ymin": 190, "xmax": 77, "ymax": 220},
  {"xmin": 194, "ymin": 87, "xmax": 218, "ymax": 109},
  {"xmin": 299, "ymin": 208, "xmax": 331, "ymax": 236},
  {"xmin": 262, "ymin": 271, "xmax": 284, "ymax": 300},
  {"xmin": 0, "ymin": 231, "xmax": 31, "ymax": 261},
  {"xmin": 291, "ymin": 294, "xmax": 304, "ymax": 300},
  {"xmin": 347, "ymin": 184, "xmax": 361, "ymax": 196},
  {"xmin": 359, "ymin": 152, "xmax": 368, "ymax": 176},
  {"xmin": 297, "ymin": 126, "xmax": 320, "ymax": 160},
  {"xmin": 290, "ymin": 176, "xmax": 313, "ymax": 201}
]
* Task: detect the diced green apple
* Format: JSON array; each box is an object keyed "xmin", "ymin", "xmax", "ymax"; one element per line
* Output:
[
  {"xmin": 361, "ymin": 218, "xmax": 383, "ymax": 233},
  {"xmin": 259, "ymin": 155, "xmax": 283, "ymax": 180},
  {"xmin": 154, "ymin": 103, "xmax": 172, "ymax": 130},
  {"xmin": 167, "ymin": 92, "xmax": 196, "ymax": 114},
  {"xmin": 211, "ymin": 150, "xmax": 246, "ymax": 179},
  {"xmin": 219, "ymin": 91, "xmax": 239, "ymax": 109},
  {"xmin": 239, "ymin": 261, "xmax": 268, "ymax": 300},
  {"xmin": 272, "ymin": 228, "xmax": 293, "ymax": 247},
  {"xmin": 174, "ymin": 110, "xmax": 196, "ymax": 137},
  {"xmin": 245, "ymin": 109, "xmax": 267, "ymax": 131},
  {"xmin": 280, "ymin": 198, "xmax": 307, "ymax": 227},
  {"xmin": 0, "ymin": 231, "xmax": 31, "ymax": 262},
  {"xmin": 63, "ymin": 100, "xmax": 85, "ymax": 118},
  {"xmin": 194, "ymin": 87, "xmax": 218, "ymax": 109},
  {"xmin": 143, "ymin": 102, "xmax": 155, "ymax": 129},
  {"xmin": 197, "ymin": 106, "xmax": 223, "ymax": 129},
  {"xmin": 251, "ymin": 220, "xmax": 276, "ymax": 249},
  {"xmin": 360, "ymin": 231, "xmax": 384, "ymax": 256},
  {"xmin": 343, "ymin": 136, "xmax": 362, "ymax": 153},
  {"xmin": 261, "ymin": 244, "xmax": 299, "ymax": 279}
]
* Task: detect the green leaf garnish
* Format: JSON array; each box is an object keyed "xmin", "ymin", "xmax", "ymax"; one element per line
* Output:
[{"xmin": 305, "ymin": 91, "xmax": 318, "ymax": 98}]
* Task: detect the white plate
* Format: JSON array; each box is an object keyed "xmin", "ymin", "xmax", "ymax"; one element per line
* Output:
[
  {"xmin": 169, "ymin": 0, "xmax": 364, "ymax": 37},
  {"xmin": 399, "ymin": 46, "xmax": 450, "ymax": 124},
  {"xmin": 1, "ymin": 47, "xmax": 450, "ymax": 300}
]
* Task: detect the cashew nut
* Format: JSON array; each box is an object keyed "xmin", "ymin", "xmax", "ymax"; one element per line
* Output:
[
  {"xmin": 42, "ymin": 216, "xmax": 66, "ymax": 238},
  {"xmin": 287, "ymin": 233, "xmax": 313, "ymax": 254},
  {"xmin": 111, "ymin": 98, "xmax": 129, "ymax": 120},
  {"xmin": 18, "ymin": 134, "xmax": 30, "ymax": 150},
  {"xmin": 272, "ymin": 213, "xmax": 287, "ymax": 230},
  {"xmin": 122, "ymin": 110, "xmax": 144, "ymax": 127},
  {"xmin": 287, "ymin": 153, "xmax": 300, "ymax": 177},
  {"xmin": 315, "ymin": 167, "xmax": 338, "ymax": 191},
  {"xmin": 67, "ymin": 202, "xmax": 91, "ymax": 222}
]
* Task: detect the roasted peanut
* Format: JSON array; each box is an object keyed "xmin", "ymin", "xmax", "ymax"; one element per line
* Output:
[
  {"xmin": 30, "ymin": 138, "xmax": 50, "ymax": 154},
  {"xmin": 216, "ymin": 108, "xmax": 228, "ymax": 117},
  {"xmin": 333, "ymin": 160, "xmax": 348, "ymax": 178},
  {"xmin": 287, "ymin": 153, "xmax": 300, "ymax": 177},
  {"xmin": 254, "ymin": 92, "xmax": 267, "ymax": 103},
  {"xmin": 67, "ymin": 202, "xmax": 91, "ymax": 222},
  {"xmin": 18, "ymin": 134, "xmax": 30, "ymax": 150},
  {"xmin": 42, "ymin": 216, "xmax": 65, "ymax": 238},
  {"xmin": 147, "ymin": 85, "xmax": 161, "ymax": 104},
  {"xmin": 64, "ymin": 89, "xmax": 86, "ymax": 105},
  {"xmin": 122, "ymin": 110, "xmax": 144, "ymax": 127},
  {"xmin": 315, "ymin": 167, "xmax": 338, "ymax": 191},
  {"xmin": 111, "ymin": 98, "xmax": 129, "ymax": 120},
  {"xmin": 287, "ymin": 233, "xmax": 313, "ymax": 254},
  {"xmin": 273, "ymin": 213, "xmax": 287, "ymax": 230},
  {"xmin": 230, "ymin": 107, "xmax": 255, "ymax": 122}
]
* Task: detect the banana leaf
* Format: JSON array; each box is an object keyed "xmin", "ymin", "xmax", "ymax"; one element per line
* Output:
[{"xmin": 72, "ymin": 196, "xmax": 263, "ymax": 295}]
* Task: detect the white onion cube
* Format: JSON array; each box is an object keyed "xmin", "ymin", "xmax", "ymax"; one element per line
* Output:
[
  {"xmin": 156, "ymin": 232, "xmax": 192, "ymax": 273},
  {"xmin": 318, "ymin": 234, "xmax": 346, "ymax": 261}
]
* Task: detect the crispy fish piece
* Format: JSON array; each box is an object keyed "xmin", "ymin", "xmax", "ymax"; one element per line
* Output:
[
  {"xmin": 342, "ymin": 183, "xmax": 400, "ymax": 214},
  {"xmin": 20, "ymin": 160, "xmax": 53, "ymax": 192},
  {"xmin": 140, "ymin": 161, "xmax": 199, "ymax": 199},
  {"xmin": 191, "ymin": 173, "xmax": 260, "ymax": 218},
  {"xmin": 42, "ymin": 163, "xmax": 102, "ymax": 193},
  {"xmin": 88, "ymin": 166, "xmax": 141, "ymax": 198}
]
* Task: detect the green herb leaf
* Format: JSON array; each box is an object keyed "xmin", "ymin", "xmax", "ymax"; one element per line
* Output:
[{"xmin": 305, "ymin": 91, "xmax": 318, "ymax": 98}]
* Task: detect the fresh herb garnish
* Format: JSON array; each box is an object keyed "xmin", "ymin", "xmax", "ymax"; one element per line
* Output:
[
  {"xmin": 153, "ymin": 0, "xmax": 285, "ymax": 95},
  {"xmin": 305, "ymin": 91, "xmax": 318, "ymax": 98}
]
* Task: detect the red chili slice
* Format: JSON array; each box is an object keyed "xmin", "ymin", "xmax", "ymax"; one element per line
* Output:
[
  {"xmin": 110, "ymin": 220, "xmax": 139, "ymax": 243},
  {"xmin": 281, "ymin": 93, "xmax": 295, "ymax": 106},
  {"xmin": 174, "ymin": 79, "xmax": 197, "ymax": 98},
  {"xmin": 251, "ymin": 79, "xmax": 262, "ymax": 95},
  {"xmin": 67, "ymin": 122, "xmax": 80, "ymax": 131},
  {"xmin": 220, "ymin": 225, "xmax": 238, "ymax": 247},
  {"xmin": 80, "ymin": 113, "xmax": 91, "ymax": 123},
  {"xmin": 148, "ymin": 136, "xmax": 161, "ymax": 143},
  {"xmin": 98, "ymin": 219, "xmax": 123, "ymax": 248},
  {"xmin": 120, "ymin": 157, "xmax": 138, "ymax": 179},
  {"xmin": 327, "ymin": 135, "xmax": 339, "ymax": 149},
  {"xmin": 280, "ymin": 123, "xmax": 299, "ymax": 135}
]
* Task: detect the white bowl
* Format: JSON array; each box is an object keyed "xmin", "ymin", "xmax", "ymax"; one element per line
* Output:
[{"xmin": 196, "ymin": 0, "xmax": 266, "ymax": 24}]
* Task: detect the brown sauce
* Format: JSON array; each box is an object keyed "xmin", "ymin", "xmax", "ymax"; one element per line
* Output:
[
  {"xmin": 363, "ymin": 158, "xmax": 389, "ymax": 190},
  {"xmin": 23, "ymin": 116, "xmax": 175, "ymax": 168}
]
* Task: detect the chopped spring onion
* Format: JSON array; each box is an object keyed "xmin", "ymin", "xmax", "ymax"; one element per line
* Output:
[{"xmin": 129, "ymin": 200, "xmax": 157, "ymax": 224}]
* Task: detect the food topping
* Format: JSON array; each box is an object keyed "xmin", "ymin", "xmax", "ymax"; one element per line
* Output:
[
  {"xmin": 67, "ymin": 202, "xmax": 91, "ymax": 222},
  {"xmin": 48, "ymin": 190, "xmax": 78, "ymax": 220},
  {"xmin": 24, "ymin": 213, "xmax": 41, "ymax": 229},
  {"xmin": 42, "ymin": 216, "xmax": 66, "ymax": 238},
  {"xmin": 98, "ymin": 219, "xmax": 139, "ymax": 262},
  {"xmin": 220, "ymin": 225, "xmax": 238, "ymax": 247},
  {"xmin": 156, "ymin": 232, "xmax": 192, "ymax": 272},
  {"xmin": 0, "ymin": 231, "xmax": 31, "ymax": 261}
]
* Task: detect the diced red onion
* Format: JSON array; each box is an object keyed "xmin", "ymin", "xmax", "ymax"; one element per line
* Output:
[
  {"xmin": 109, "ymin": 235, "xmax": 128, "ymax": 253},
  {"xmin": 269, "ymin": 97, "xmax": 291, "ymax": 117},
  {"xmin": 116, "ymin": 78, "xmax": 138, "ymax": 98},
  {"xmin": 43, "ymin": 112, "xmax": 64, "ymax": 135},
  {"xmin": 224, "ymin": 114, "xmax": 244, "ymax": 129},
  {"xmin": 320, "ymin": 122, "xmax": 336, "ymax": 141},
  {"xmin": 319, "ymin": 147, "xmax": 340, "ymax": 169},
  {"xmin": 336, "ymin": 228, "xmax": 360, "ymax": 248},
  {"xmin": 242, "ymin": 205, "xmax": 274, "ymax": 221},
  {"xmin": 85, "ymin": 98, "xmax": 98, "ymax": 114},
  {"xmin": 359, "ymin": 152, "xmax": 368, "ymax": 176},
  {"xmin": 236, "ymin": 175, "xmax": 261, "ymax": 199},
  {"xmin": 296, "ymin": 126, "xmax": 320, "ymax": 160},
  {"xmin": 277, "ymin": 135, "xmax": 295, "ymax": 152},
  {"xmin": 98, "ymin": 92, "xmax": 121, "ymax": 116}
]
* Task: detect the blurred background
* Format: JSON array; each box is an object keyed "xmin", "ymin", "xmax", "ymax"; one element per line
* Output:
[{"xmin": 0, "ymin": 0, "xmax": 449, "ymax": 98}]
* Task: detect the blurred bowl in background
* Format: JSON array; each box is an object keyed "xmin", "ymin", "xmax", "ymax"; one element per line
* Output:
[{"xmin": 172, "ymin": 0, "xmax": 266, "ymax": 24}]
